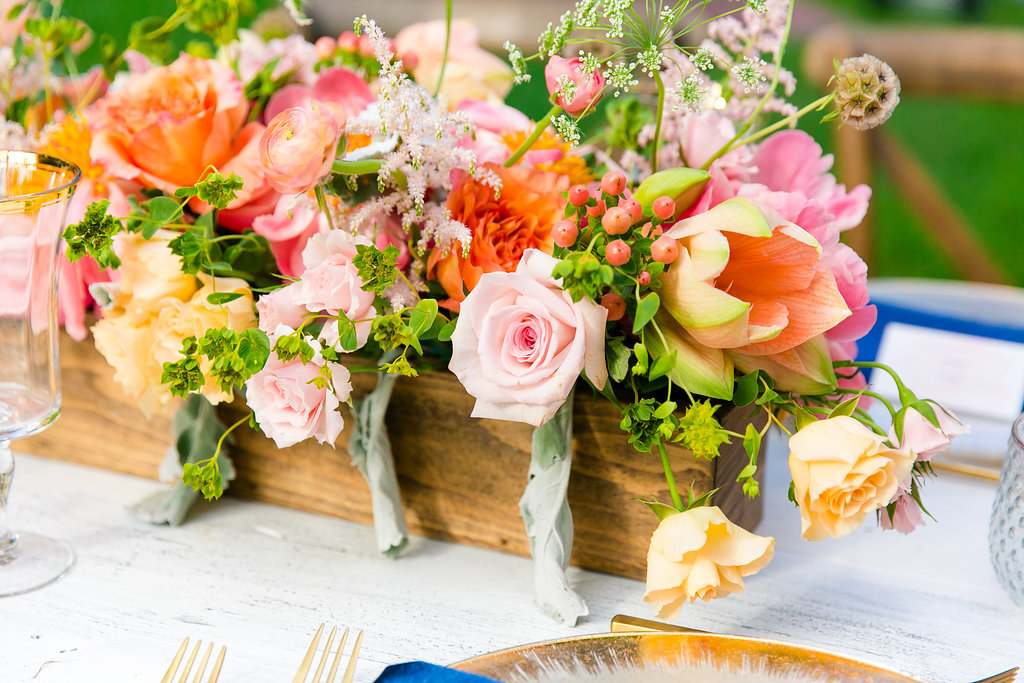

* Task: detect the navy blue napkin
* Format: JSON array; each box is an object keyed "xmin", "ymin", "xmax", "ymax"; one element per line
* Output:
[{"xmin": 373, "ymin": 661, "xmax": 499, "ymax": 682}]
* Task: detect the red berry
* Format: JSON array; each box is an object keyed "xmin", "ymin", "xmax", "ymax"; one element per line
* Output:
[
  {"xmin": 620, "ymin": 198, "xmax": 642, "ymax": 224},
  {"xmin": 568, "ymin": 185, "xmax": 590, "ymax": 206},
  {"xmin": 586, "ymin": 198, "xmax": 607, "ymax": 218},
  {"xmin": 653, "ymin": 195, "xmax": 676, "ymax": 220},
  {"xmin": 652, "ymin": 225, "xmax": 664, "ymax": 237},
  {"xmin": 651, "ymin": 235, "xmax": 679, "ymax": 264},
  {"xmin": 639, "ymin": 221, "xmax": 653, "ymax": 238},
  {"xmin": 601, "ymin": 207, "xmax": 632, "ymax": 235},
  {"xmin": 552, "ymin": 219, "xmax": 579, "ymax": 248},
  {"xmin": 605, "ymin": 239, "xmax": 631, "ymax": 266},
  {"xmin": 600, "ymin": 171, "xmax": 627, "ymax": 197},
  {"xmin": 601, "ymin": 292, "xmax": 626, "ymax": 321},
  {"xmin": 637, "ymin": 270, "xmax": 651, "ymax": 286}
]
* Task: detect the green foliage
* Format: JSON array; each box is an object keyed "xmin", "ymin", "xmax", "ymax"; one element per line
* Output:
[
  {"xmin": 175, "ymin": 171, "xmax": 245, "ymax": 210},
  {"xmin": 163, "ymin": 327, "xmax": 270, "ymax": 396},
  {"xmin": 63, "ymin": 200, "xmax": 122, "ymax": 269},
  {"xmin": 353, "ymin": 243, "xmax": 400, "ymax": 295},
  {"xmin": 675, "ymin": 401, "xmax": 730, "ymax": 460},
  {"xmin": 24, "ymin": 15, "xmax": 89, "ymax": 59},
  {"xmin": 620, "ymin": 398, "xmax": 679, "ymax": 453},
  {"xmin": 173, "ymin": 394, "xmax": 231, "ymax": 501},
  {"xmin": 552, "ymin": 252, "xmax": 614, "ymax": 303},
  {"xmin": 273, "ymin": 329, "xmax": 316, "ymax": 364},
  {"xmin": 178, "ymin": 0, "xmax": 254, "ymax": 46},
  {"xmin": 601, "ymin": 96, "xmax": 654, "ymax": 152}
]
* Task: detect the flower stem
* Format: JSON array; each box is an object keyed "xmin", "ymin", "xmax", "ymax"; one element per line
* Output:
[
  {"xmin": 504, "ymin": 105, "xmax": 563, "ymax": 167},
  {"xmin": 701, "ymin": 0, "xmax": 795, "ymax": 170},
  {"xmin": 433, "ymin": 0, "xmax": 453, "ymax": 98},
  {"xmin": 658, "ymin": 441, "xmax": 684, "ymax": 511},
  {"xmin": 314, "ymin": 184, "xmax": 335, "ymax": 231},
  {"xmin": 731, "ymin": 93, "xmax": 833, "ymax": 148},
  {"xmin": 651, "ymin": 69, "xmax": 667, "ymax": 175}
]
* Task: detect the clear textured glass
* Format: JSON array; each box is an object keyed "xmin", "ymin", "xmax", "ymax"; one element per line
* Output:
[
  {"xmin": 0, "ymin": 150, "xmax": 80, "ymax": 597},
  {"xmin": 989, "ymin": 413, "xmax": 1024, "ymax": 607}
]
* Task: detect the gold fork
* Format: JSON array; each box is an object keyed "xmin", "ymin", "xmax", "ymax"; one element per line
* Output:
[
  {"xmin": 971, "ymin": 669, "xmax": 1019, "ymax": 683},
  {"xmin": 293, "ymin": 624, "xmax": 363, "ymax": 683},
  {"xmin": 161, "ymin": 637, "xmax": 226, "ymax": 683}
]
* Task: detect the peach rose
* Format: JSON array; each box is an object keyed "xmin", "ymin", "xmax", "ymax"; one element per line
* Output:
[
  {"xmin": 394, "ymin": 20, "xmax": 512, "ymax": 105},
  {"xmin": 427, "ymin": 163, "xmax": 567, "ymax": 310},
  {"xmin": 88, "ymin": 54, "xmax": 254, "ymax": 195},
  {"xmin": 644, "ymin": 506, "xmax": 775, "ymax": 618},
  {"xmin": 92, "ymin": 231, "xmax": 256, "ymax": 417},
  {"xmin": 259, "ymin": 101, "xmax": 343, "ymax": 195},
  {"xmin": 789, "ymin": 416, "xmax": 916, "ymax": 541}
]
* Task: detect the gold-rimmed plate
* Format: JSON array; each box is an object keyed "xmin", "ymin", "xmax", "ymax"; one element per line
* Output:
[{"xmin": 452, "ymin": 631, "xmax": 923, "ymax": 682}]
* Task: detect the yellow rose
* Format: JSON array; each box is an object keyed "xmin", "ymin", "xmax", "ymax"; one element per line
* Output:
[
  {"xmin": 114, "ymin": 230, "xmax": 198, "ymax": 314},
  {"xmin": 93, "ymin": 306, "xmax": 168, "ymax": 418},
  {"xmin": 643, "ymin": 506, "xmax": 775, "ymax": 619},
  {"xmin": 788, "ymin": 416, "xmax": 915, "ymax": 541}
]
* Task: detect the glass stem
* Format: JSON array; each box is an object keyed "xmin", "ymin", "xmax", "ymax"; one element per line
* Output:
[{"xmin": 0, "ymin": 441, "xmax": 18, "ymax": 565}]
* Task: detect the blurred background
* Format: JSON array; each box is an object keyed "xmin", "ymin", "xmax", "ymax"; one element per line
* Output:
[{"xmin": 63, "ymin": 0, "xmax": 1024, "ymax": 287}]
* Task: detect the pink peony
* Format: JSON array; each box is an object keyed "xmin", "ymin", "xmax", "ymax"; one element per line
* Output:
[
  {"xmin": 245, "ymin": 332, "xmax": 352, "ymax": 449},
  {"xmin": 889, "ymin": 405, "xmax": 969, "ymax": 461},
  {"xmin": 448, "ymin": 248, "xmax": 608, "ymax": 426},
  {"xmin": 544, "ymin": 56, "xmax": 604, "ymax": 116},
  {"xmin": 263, "ymin": 66, "xmax": 374, "ymax": 126},
  {"xmin": 296, "ymin": 231, "xmax": 377, "ymax": 348},
  {"xmin": 259, "ymin": 101, "xmax": 343, "ymax": 195},
  {"xmin": 251, "ymin": 195, "xmax": 329, "ymax": 277},
  {"xmin": 751, "ymin": 130, "xmax": 872, "ymax": 233}
]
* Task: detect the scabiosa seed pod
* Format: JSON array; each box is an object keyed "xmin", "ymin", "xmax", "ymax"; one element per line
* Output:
[{"xmin": 832, "ymin": 54, "xmax": 900, "ymax": 131}]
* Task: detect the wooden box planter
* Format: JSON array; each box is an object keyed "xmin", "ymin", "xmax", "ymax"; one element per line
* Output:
[{"xmin": 23, "ymin": 331, "xmax": 765, "ymax": 582}]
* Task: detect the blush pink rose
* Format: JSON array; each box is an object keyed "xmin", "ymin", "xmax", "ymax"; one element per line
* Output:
[
  {"xmin": 449, "ymin": 248, "xmax": 608, "ymax": 426},
  {"xmin": 245, "ymin": 331, "xmax": 352, "ymax": 449},
  {"xmin": 889, "ymin": 405, "xmax": 969, "ymax": 461},
  {"xmin": 296, "ymin": 230, "xmax": 377, "ymax": 348},
  {"xmin": 255, "ymin": 284, "xmax": 307, "ymax": 340},
  {"xmin": 251, "ymin": 195, "xmax": 329, "ymax": 277},
  {"xmin": 263, "ymin": 66, "xmax": 374, "ymax": 126},
  {"xmin": 880, "ymin": 479, "xmax": 925, "ymax": 534},
  {"xmin": 544, "ymin": 56, "xmax": 604, "ymax": 116},
  {"xmin": 259, "ymin": 100, "xmax": 343, "ymax": 195}
]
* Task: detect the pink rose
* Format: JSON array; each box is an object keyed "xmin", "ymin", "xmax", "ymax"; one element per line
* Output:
[
  {"xmin": 889, "ymin": 405, "xmax": 969, "ymax": 461},
  {"xmin": 296, "ymin": 231, "xmax": 377, "ymax": 348},
  {"xmin": 255, "ymin": 284, "xmax": 307, "ymax": 339},
  {"xmin": 880, "ymin": 479, "xmax": 925, "ymax": 534},
  {"xmin": 245, "ymin": 332, "xmax": 352, "ymax": 449},
  {"xmin": 251, "ymin": 195, "xmax": 329, "ymax": 277},
  {"xmin": 263, "ymin": 66, "xmax": 374, "ymax": 126},
  {"xmin": 544, "ymin": 56, "xmax": 604, "ymax": 116},
  {"xmin": 259, "ymin": 100, "xmax": 343, "ymax": 195},
  {"xmin": 449, "ymin": 248, "xmax": 608, "ymax": 426}
]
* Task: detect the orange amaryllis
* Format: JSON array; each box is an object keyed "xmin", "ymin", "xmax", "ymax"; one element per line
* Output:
[
  {"xmin": 660, "ymin": 197, "xmax": 851, "ymax": 357},
  {"xmin": 427, "ymin": 163, "xmax": 568, "ymax": 309}
]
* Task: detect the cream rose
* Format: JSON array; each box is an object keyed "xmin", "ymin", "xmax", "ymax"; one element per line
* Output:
[
  {"xmin": 644, "ymin": 506, "xmax": 774, "ymax": 619},
  {"xmin": 789, "ymin": 416, "xmax": 916, "ymax": 541}
]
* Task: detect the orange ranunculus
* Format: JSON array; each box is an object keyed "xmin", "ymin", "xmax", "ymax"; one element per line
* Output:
[
  {"xmin": 427, "ymin": 164, "xmax": 568, "ymax": 309},
  {"xmin": 88, "ymin": 54, "xmax": 253, "ymax": 196}
]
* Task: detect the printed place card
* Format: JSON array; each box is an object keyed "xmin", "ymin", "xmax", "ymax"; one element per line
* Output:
[{"xmin": 871, "ymin": 322, "xmax": 1024, "ymax": 423}]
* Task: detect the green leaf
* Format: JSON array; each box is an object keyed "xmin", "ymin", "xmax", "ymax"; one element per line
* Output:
[
  {"xmin": 236, "ymin": 328, "xmax": 270, "ymax": 374},
  {"xmin": 632, "ymin": 292, "xmax": 660, "ymax": 334},
  {"xmin": 206, "ymin": 292, "xmax": 244, "ymax": 305},
  {"xmin": 648, "ymin": 349, "xmax": 676, "ymax": 381},
  {"xmin": 606, "ymin": 337, "xmax": 631, "ymax": 382},
  {"xmin": 147, "ymin": 196, "xmax": 181, "ymax": 228},
  {"xmin": 734, "ymin": 371, "xmax": 761, "ymax": 406},
  {"xmin": 738, "ymin": 464, "xmax": 757, "ymax": 480},
  {"xmin": 337, "ymin": 315, "xmax": 359, "ymax": 352},
  {"xmin": 742, "ymin": 423, "xmax": 761, "ymax": 459},
  {"xmin": 408, "ymin": 298, "xmax": 438, "ymax": 337},
  {"xmin": 828, "ymin": 396, "xmax": 861, "ymax": 418},
  {"xmin": 437, "ymin": 319, "xmax": 457, "ymax": 343},
  {"xmin": 640, "ymin": 498, "xmax": 681, "ymax": 521},
  {"xmin": 794, "ymin": 406, "xmax": 817, "ymax": 431},
  {"xmin": 632, "ymin": 342, "xmax": 649, "ymax": 376}
]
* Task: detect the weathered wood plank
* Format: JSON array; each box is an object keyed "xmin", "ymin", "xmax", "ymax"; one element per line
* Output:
[{"xmin": 23, "ymin": 330, "xmax": 761, "ymax": 581}]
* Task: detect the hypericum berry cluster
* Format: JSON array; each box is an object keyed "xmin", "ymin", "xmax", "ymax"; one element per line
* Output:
[{"xmin": 552, "ymin": 170, "xmax": 680, "ymax": 321}]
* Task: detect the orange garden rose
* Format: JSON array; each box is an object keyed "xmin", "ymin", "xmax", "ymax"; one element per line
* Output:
[
  {"xmin": 427, "ymin": 164, "xmax": 568, "ymax": 309},
  {"xmin": 88, "ymin": 54, "xmax": 271, "ymax": 211}
]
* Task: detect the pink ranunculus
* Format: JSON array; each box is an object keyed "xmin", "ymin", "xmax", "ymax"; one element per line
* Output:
[
  {"xmin": 544, "ymin": 56, "xmax": 604, "ymax": 116},
  {"xmin": 245, "ymin": 332, "xmax": 352, "ymax": 449},
  {"xmin": 672, "ymin": 110, "xmax": 755, "ymax": 187},
  {"xmin": 251, "ymin": 195, "xmax": 329, "ymax": 277},
  {"xmin": 255, "ymin": 284, "xmax": 307, "ymax": 340},
  {"xmin": 449, "ymin": 248, "xmax": 608, "ymax": 426},
  {"xmin": 259, "ymin": 101, "xmax": 343, "ymax": 196},
  {"xmin": 297, "ymin": 231, "xmax": 377, "ymax": 348},
  {"xmin": 751, "ymin": 130, "xmax": 872, "ymax": 232},
  {"xmin": 263, "ymin": 66, "xmax": 374, "ymax": 127},
  {"xmin": 890, "ymin": 405, "xmax": 970, "ymax": 461},
  {"xmin": 880, "ymin": 480, "xmax": 925, "ymax": 534}
]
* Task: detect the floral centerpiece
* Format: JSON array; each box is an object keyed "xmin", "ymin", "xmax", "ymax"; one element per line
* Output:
[{"xmin": 2, "ymin": 0, "xmax": 966, "ymax": 623}]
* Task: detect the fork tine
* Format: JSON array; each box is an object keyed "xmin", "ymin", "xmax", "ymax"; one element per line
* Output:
[
  {"xmin": 207, "ymin": 646, "xmax": 226, "ymax": 683},
  {"xmin": 325, "ymin": 629, "xmax": 350, "ymax": 683},
  {"xmin": 339, "ymin": 631, "xmax": 363, "ymax": 683},
  {"xmin": 178, "ymin": 640, "xmax": 202, "ymax": 683},
  {"xmin": 311, "ymin": 625, "xmax": 338, "ymax": 683},
  {"xmin": 191, "ymin": 642, "xmax": 213, "ymax": 683},
  {"xmin": 162, "ymin": 638, "xmax": 190, "ymax": 683},
  {"xmin": 293, "ymin": 624, "xmax": 325, "ymax": 683}
]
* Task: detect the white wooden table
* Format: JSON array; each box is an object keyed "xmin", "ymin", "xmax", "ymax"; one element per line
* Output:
[{"xmin": 2, "ymin": 431, "xmax": 1023, "ymax": 682}]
